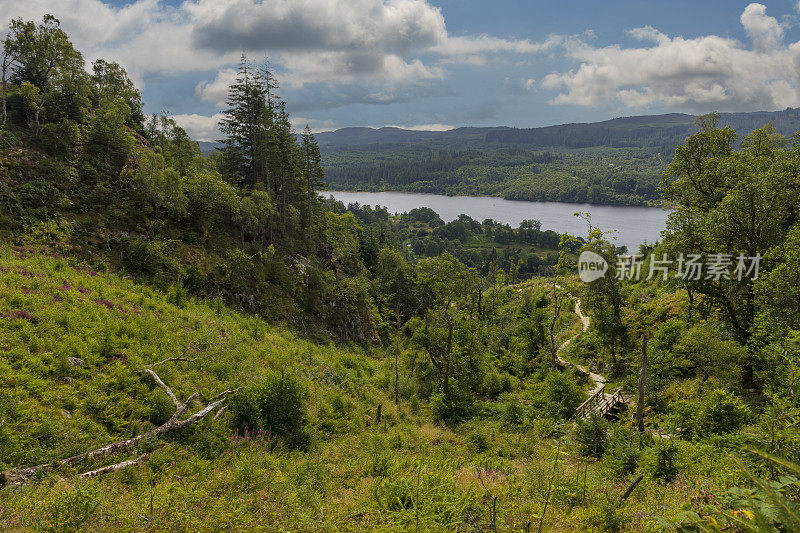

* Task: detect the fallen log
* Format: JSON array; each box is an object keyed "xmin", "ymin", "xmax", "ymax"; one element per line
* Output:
[
  {"xmin": 1, "ymin": 369, "xmax": 231, "ymax": 488},
  {"xmin": 79, "ymin": 454, "xmax": 150, "ymax": 480}
]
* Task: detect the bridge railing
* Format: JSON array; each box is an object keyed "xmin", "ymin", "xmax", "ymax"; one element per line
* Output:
[{"xmin": 575, "ymin": 385, "xmax": 605, "ymax": 419}]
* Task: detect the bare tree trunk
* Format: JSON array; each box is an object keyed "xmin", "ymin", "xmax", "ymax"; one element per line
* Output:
[
  {"xmin": 395, "ymin": 302, "xmax": 400, "ymax": 405},
  {"xmin": 1, "ymin": 56, "xmax": 7, "ymax": 125},
  {"xmin": 549, "ymin": 279, "xmax": 562, "ymax": 369},
  {"xmin": 79, "ymin": 454, "xmax": 149, "ymax": 480},
  {"xmin": 636, "ymin": 334, "xmax": 648, "ymax": 432},
  {"xmin": 443, "ymin": 303, "xmax": 454, "ymax": 397}
]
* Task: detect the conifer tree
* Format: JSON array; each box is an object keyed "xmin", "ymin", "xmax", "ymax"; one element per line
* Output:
[
  {"xmin": 219, "ymin": 54, "xmax": 269, "ymax": 189},
  {"xmin": 301, "ymin": 125, "xmax": 326, "ymax": 235}
]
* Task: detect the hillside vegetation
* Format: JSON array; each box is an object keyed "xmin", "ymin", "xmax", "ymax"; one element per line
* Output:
[{"xmin": 1, "ymin": 14, "xmax": 800, "ymax": 533}]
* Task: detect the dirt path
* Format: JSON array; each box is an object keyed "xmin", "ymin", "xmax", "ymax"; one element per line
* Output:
[
  {"xmin": 554, "ymin": 291, "xmax": 606, "ymax": 395},
  {"xmin": 513, "ymin": 280, "xmax": 605, "ymax": 394}
]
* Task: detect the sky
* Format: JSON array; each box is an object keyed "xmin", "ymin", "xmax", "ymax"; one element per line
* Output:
[{"xmin": 4, "ymin": 1, "xmax": 800, "ymax": 140}]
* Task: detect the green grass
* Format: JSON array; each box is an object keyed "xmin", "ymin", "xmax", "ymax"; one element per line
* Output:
[{"xmin": 0, "ymin": 246, "xmax": 740, "ymax": 531}]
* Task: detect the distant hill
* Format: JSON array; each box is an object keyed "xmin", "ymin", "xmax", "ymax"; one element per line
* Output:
[
  {"xmin": 312, "ymin": 108, "xmax": 800, "ymax": 149},
  {"xmin": 310, "ymin": 108, "xmax": 800, "ymax": 206},
  {"xmin": 197, "ymin": 140, "xmax": 223, "ymax": 156}
]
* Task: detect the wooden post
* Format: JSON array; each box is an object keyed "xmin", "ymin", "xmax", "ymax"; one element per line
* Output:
[{"xmin": 636, "ymin": 334, "xmax": 648, "ymax": 432}]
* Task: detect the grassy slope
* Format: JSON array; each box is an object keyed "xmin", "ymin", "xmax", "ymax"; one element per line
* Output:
[{"xmin": 0, "ymin": 247, "xmax": 734, "ymax": 532}]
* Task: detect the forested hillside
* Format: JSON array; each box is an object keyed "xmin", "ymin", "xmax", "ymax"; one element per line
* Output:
[
  {"xmin": 320, "ymin": 109, "xmax": 800, "ymax": 206},
  {"xmin": 1, "ymin": 14, "xmax": 800, "ymax": 533}
]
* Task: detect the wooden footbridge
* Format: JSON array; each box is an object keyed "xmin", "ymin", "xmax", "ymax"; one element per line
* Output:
[{"xmin": 574, "ymin": 386, "xmax": 629, "ymax": 420}]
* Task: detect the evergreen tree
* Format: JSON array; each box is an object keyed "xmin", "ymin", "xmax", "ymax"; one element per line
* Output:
[
  {"xmin": 219, "ymin": 54, "xmax": 269, "ymax": 189},
  {"xmin": 301, "ymin": 125, "xmax": 326, "ymax": 238}
]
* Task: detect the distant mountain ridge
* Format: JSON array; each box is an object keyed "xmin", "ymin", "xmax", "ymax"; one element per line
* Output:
[
  {"xmin": 310, "ymin": 108, "xmax": 800, "ymax": 149},
  {"xmin": 196, "ymin": 109, "xmax": 800, "ymax": 153}
]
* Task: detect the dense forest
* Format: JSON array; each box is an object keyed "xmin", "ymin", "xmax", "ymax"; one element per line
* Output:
[
  {"xmin": 322, "ymin": 145, "xmax": 665, "ymax": 205},
  {"xmin": 1, "ymin": 15, "xmax": 800, "ymax": 533}
]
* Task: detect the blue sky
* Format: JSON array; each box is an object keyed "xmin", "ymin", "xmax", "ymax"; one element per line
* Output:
[{"xmin": 3, "ymin": 1, "xmax": 800, "ymax": 139}]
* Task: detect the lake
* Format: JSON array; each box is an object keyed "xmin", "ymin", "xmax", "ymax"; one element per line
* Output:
[{"xmin": 326, "ymin": 190, "xmax": 671, "ymax": 252}]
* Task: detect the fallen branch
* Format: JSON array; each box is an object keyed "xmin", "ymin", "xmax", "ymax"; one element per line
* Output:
[
  {"xmin": 476, "ymin": 467, "xmax": 498, "ymax": 533},
  {"xmin": 620, "ymin": 474, "xmax": 644, "ymax": 502},
  {"xmin": 1, "ymin": 369, "xmax": 232, "ymax": 488},
  {"xmin": 79, "ymin": 454, "xmax": 149, "ymax": 480}
]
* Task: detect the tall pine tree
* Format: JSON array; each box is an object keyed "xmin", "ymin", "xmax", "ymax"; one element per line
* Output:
[
  {"xmin": 301, "ymin": 125, "xmax": 326, "ymax": 236},
  {"xmin": 219, "ymin": 54, "xmax": 269, "ymax": 189}
]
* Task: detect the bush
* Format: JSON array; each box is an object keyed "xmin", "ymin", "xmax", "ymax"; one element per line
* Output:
[
  {"xmin": 149, "ymin": 388, "xmax": 174, "ymax": 426},
  {"xmin": 575, "ymin": 414, "xmax": 609, "ymax": 458},
  {"xmin": 501, "ymin": 399, "xmax": 526, "ymax": 427},
  {"xmin": 694, "ymin": 389, "xmax": 748, "ymax": 438},
  {"xmin": 531, "ymin": 371, "xmax": 585, "ymax": 420},
  {"xmin": 586, "ymin": 494, "xmax": 630, "ymax": 533},
  {"xmin": 466, "ymin": 426, "xmax": 491, "ymax": 453},
  {"xmin": 431, "ymin": 384, "xmax": 473, "ymax": 423},
  {"xmin": 602, "ymin": 426, "xmax": 641, "ymax": 478},
  {"xmin": 229, "ymin": 372, "xmax": 309, "ymax": 450},
  {"xmin": 531, "ymin": 417, "xmax": 567, "ymax": 439},
  {"xmin": 668, "ymin": 390, "xmax": 749, "ymax": 440},
  {"xmin": 642, "ymin": 440, "xmax": 679, "ymax": 481}
]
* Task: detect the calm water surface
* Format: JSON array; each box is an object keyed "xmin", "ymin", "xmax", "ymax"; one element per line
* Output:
[{"xmin": 327, "ymin": 190, "xmax": 671, "ymax": 252}]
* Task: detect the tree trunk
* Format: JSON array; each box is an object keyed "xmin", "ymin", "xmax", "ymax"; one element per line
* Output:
[
  {"xmin": 549, "ymin": 280, "xmax": 561, "ymax": 369},
  {"xmin": 1, "ymin": 369, "xmax": 232, "ymax": 488},
  {"xmin": 636, "ymin": 334, "xmax": 648, "ymax": 432},
  {"xmin": 395, "ymin": 303, "xmax": 400, "ymax": 405},
  {"xmin": 443, "ymin": 305, "xmax": 454, "ymax": 398},
  {"xmin": 1, "ymin": 55, "xmax": 8, "ymax": 125}
]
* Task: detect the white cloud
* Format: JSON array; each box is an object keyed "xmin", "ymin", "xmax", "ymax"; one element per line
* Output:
[
  {"xmin": 172, "ymin": 112, "xmax": 224, "ymax": 142},
  {"xmin": 1, "ymin": 0, "xmax": 544, "ymax": 100},
  {"xmin": 433, "ymin": 34, "xmax": 562, "ymax": 65},
  {"xmin": 741, "ymin": 2, "xmax": 784, "ymax": 52},
  {"xmin": 195, "ymin": 68, "xmax": 238, "ymax": 105},
  {"xmin": 0, "ymin": 0, "xmax": 239, "ymax": 87},
  {"xmin": 290, "ymin": 117, "xmax": 339, "ymax": 132},
  {"xmin": 541, "ymin": 3, "xmax": 800, "ymax": 112}
]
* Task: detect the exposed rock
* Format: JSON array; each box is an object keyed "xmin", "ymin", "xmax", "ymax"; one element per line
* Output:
[{"xmin": 67, "ymin": 356, "xmax": 84, "ymax": 367}]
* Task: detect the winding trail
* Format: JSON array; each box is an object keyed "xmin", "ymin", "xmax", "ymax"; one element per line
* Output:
[
  {"xmin": 511, "ymin": 283, "xmax": 613, "ymax": 410},
  {"xmin": 555, "ymin": 294, "xmax": 606, "ymax": 396}
]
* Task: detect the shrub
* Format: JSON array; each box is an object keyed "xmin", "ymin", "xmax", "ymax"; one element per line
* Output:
[
  {"xmin": 532, "ymin": 371, "xmax": 585, "ymax": 420},
  {"xmin": 586, "ymin": 494, "xmax": 630, "ymax": 533},
  {"xmin": 466, "ymin": 426, "xmax": 491, "ymax": 454},
  {"xmin": 149, "ymin": 388, "xmax": 174, "ymax": 426},
  {"xmin": 575, "ymin": 414, "xmax": 609, "ymax": 458},
  {"xmin": 531, "ymin": 417, "xmax": 567, "ymax": 439},
  {"xmin": 430, "ymin": 384, "xmax": 473, "ymax": 423},
  {"xmin": 642, "ymin": 440, "xmax": 679, "ymax": 481},
  {"xmin": 694, "ymin": 389, "xmax": 748, "ymax": 438},
  {"xmin": 602, "ymin": 426, "xmax": 641, "ymax": 478},
  {"xmin": 501, "ymin": 399, "xmax": 526, "ymax": 427},
  {"xmin": 229, "ymin": 372, "xmax": 309, "ymax": 450}
]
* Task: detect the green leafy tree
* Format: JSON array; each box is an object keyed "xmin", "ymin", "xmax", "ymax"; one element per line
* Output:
[
  {"xmin": 91, "ymin": 59, "xmax": 143, "ymax": 130},
  {"xmin": 6, "ymin": 15, "xmax": 79, "ymax": 130}
]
